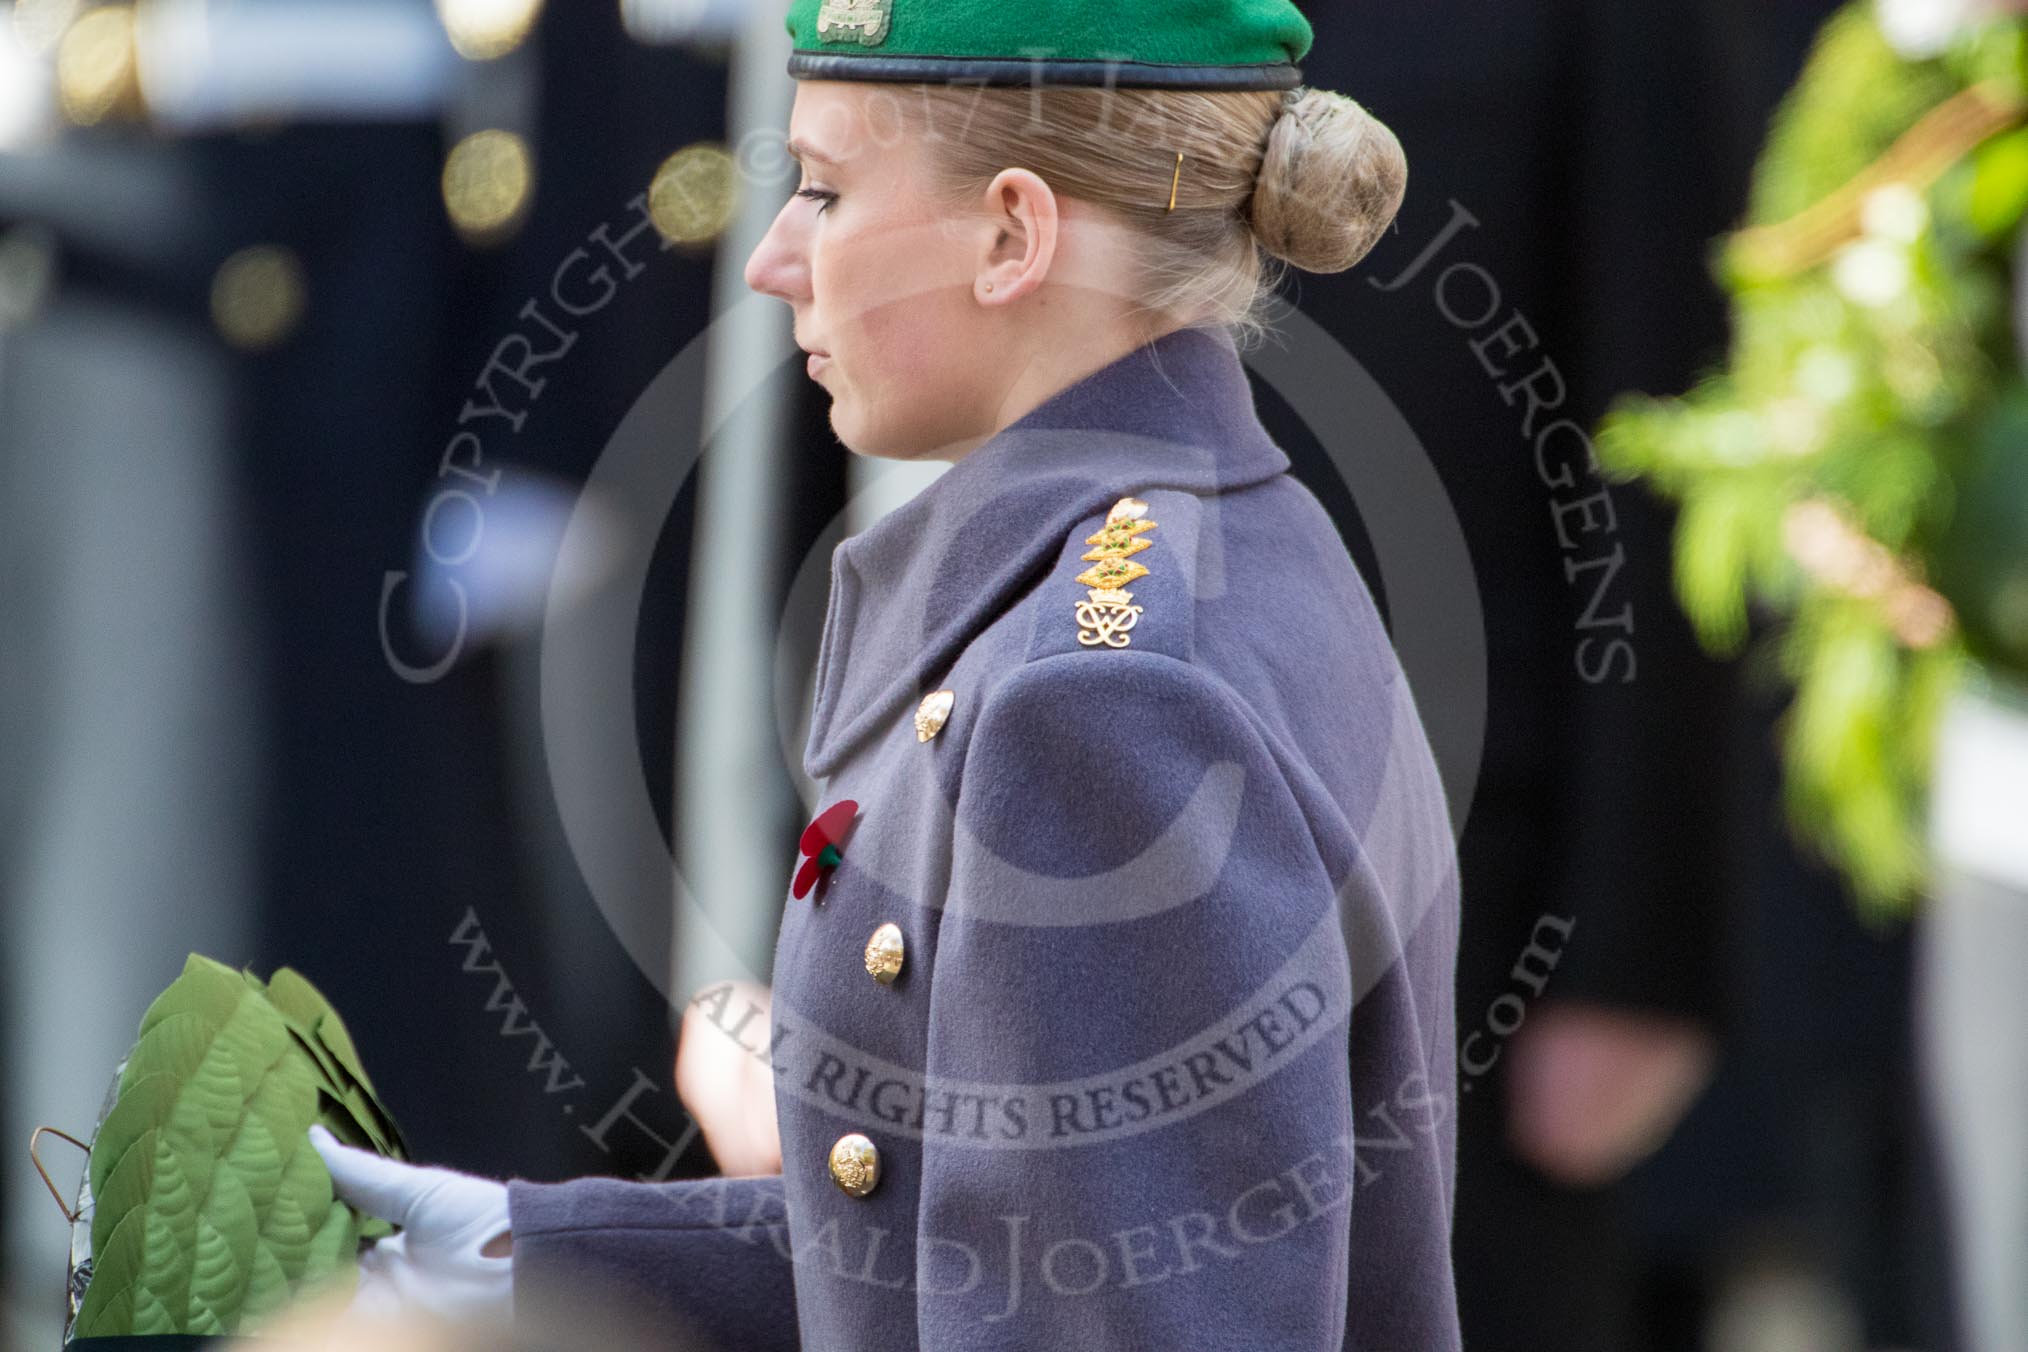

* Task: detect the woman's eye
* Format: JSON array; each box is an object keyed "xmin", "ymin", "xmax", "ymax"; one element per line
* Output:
[{"xmin": 794, "ymin": 187, "xmax": 838, "ymax": 214}]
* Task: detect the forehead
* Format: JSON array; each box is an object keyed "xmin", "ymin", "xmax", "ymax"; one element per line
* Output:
[{"xmin": 786, "ymin": 81, "xmax": 921, "ymax": 170}]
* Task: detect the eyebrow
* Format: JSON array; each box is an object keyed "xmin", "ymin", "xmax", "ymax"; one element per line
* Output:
[{"xmin": 785, "ymin": 137, "xmax": 842, "ymax": 169}]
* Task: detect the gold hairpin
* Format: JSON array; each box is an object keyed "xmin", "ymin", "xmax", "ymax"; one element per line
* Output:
[{"xmin": 1167, "ymin": 153, "xmax": 1183, "ymax": 212}]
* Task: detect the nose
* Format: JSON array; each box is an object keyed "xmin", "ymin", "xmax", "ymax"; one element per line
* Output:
[{"xmin": 744, "ymin": 199, "xmax": 810, "ymax": 304}]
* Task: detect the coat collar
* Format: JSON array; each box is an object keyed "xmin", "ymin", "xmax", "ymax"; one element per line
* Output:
[{"xmin": 802, "ymin": 323, "xmax": 1291, "ymax": 780}]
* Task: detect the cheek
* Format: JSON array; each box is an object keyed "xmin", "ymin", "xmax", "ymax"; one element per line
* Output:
[
  {"xmin": 818, "ymin": 214, "xmax": 968, "ymax": 339},
  {"xmin": 816, "ymin": 220, "xmax": 982, "ymax": 406},
  {"xmin": 856, "ymin": 289, "xmax": 972, "ymax": 379}
]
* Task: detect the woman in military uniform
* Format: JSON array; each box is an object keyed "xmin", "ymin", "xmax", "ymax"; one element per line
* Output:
[{"xmin": 309, "ymin": 0, "xmax": 1463, "ymax": 1347}]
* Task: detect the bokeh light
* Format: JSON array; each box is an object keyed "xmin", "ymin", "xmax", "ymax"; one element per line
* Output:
[
  {"xmin": 441, "ymin": 128, "xmax": 534, "ymax": 242},
  {"xmin": 434, "ymin": 0, "xmax": 544, "ymax": 61},
  {"xmin": 648, "ymin": 142, "xmax": 738, "ymax": 247},
  {"xmin": 55, "ymin": 3, "xmax": 141, "ymax": 126},
  {"xmin": 209, "ymin": 244, "xmax": 307, "ymax": 352}
]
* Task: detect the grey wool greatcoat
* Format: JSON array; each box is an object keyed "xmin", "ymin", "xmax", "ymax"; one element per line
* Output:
[{"xmin": 505, "ymin": 324, "xmax": 1464, "ymax": 1351}]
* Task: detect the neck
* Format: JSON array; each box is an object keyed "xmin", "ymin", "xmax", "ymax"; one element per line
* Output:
[{"xmin": 938, "ymin": 311, "xmax": 1186, "ymax": 464}]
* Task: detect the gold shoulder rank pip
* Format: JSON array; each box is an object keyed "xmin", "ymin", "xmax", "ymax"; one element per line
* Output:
[{"xmin": 1074, "ymin": 496, "xmax": 1157, "ymax": 649}]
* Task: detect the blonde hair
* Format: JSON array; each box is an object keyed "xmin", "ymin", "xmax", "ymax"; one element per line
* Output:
[{"xmin": 910, "ymin": 84, "xmax": 1408, "ymax": 347}]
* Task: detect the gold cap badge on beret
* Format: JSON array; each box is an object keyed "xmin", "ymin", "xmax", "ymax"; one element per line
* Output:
[
  {"xmin": 814, "ymin": 0, "xmax": 889, "ymax": 46},
  {"xmin": 1075, "ymin": 497, "xmax": 1156, "ymax": 649}
]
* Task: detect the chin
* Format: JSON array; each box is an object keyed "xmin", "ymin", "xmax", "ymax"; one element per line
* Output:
[
  {"xmin": 825, "ymin": 400, "xmax": 868, "ymax": 453},
  {"xmin": 833, "ymin": 425, "xmax": 907, "ymax": 460},
  {"xmin": 824, "ymin": 385, "xmax": 969, "ymax": 461},
  {"xmin": 828, "ymin": 402, "xmax": 909, "ymax": 460}
]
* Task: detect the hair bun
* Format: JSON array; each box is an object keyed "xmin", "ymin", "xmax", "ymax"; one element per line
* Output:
[{"xmin": 1249, "ymin": 87, "xmax": 1408, "ymax": 274}]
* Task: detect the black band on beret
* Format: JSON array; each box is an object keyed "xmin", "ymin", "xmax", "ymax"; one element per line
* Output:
[{"xmin": 787, "ymin": 52, "xmax": 1303, "ymax": 90}]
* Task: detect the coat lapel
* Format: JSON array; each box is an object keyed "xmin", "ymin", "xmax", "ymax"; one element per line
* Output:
[{"xmin": 802, "ymin": 324, "xmax": 1291, "ymax": 780}]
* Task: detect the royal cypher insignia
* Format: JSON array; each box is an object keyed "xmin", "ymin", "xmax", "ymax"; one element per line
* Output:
[
  {"xmin": 815, "ymin": 0, "xmax": 891, "ymax": 46},
  {"xmin": 1074, "ymin": 496, "xmax": 1156, "ymax": 649}
]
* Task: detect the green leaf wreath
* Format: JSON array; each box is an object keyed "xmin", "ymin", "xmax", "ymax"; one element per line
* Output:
[
  {"xmin": 67, "ymin": 954, "xmax": 406, "ymax": 1340},
  {"xmin": 1596, "ymin": 1, "xmax": 2028, "ymax": 916}
]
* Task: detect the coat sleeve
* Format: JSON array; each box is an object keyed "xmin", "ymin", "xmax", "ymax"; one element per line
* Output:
[
  {"xmin": 914, "ymin": 650, "xmax": 1359, "ymax": 1350},
  {"xmin": 504, "ymin": 1173, "xmax": 799, "ymax": 1351}
]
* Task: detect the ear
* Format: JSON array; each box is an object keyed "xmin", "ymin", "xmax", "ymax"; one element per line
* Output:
[{"xmin": 973, "ymin": 168, "xmax": 1059, "ymax": 306}]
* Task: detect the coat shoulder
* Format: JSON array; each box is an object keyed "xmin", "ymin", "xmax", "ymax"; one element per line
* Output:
[
  {"xmin": 1021, "ymin": 485, "xmax": 1211, "ymax": 666},
  {"xmin": 985, "ymin": 481, "xmax": 1310, "ymax": 783},
  {"xmin": 964, "ymin": 529, "xmax": 1300, "ymax": 887}
]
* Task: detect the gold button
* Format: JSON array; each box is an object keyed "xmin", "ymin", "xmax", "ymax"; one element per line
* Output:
[
  {"xmin": 863, "ymin": 922, "xmax": 905, "ymax": 984},
  {"xmin": 828, "ymin": 1133, "xmax": 880, "ymax": 1197},
  {"xmin": 915, "ymin": 689, "xmax": 954, "ymax": 742}
]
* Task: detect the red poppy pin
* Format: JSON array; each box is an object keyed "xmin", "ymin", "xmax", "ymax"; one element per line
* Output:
[{"xmin": 793, "ymin": 799, "xmax": 859, "ymax": 902}]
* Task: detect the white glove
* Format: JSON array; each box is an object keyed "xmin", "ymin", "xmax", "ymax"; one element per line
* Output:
[{"xmin": 307, "ymin": 1124, "xmax": 514, "ymax": 1325}]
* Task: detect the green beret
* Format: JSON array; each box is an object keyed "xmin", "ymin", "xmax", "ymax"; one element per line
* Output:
[{"xmin": 784, "ymin": 0, "xmax": 1313, "ymax": 90}]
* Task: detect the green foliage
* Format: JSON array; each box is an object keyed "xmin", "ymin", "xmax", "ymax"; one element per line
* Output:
[
  {"xmin": 72, "ymin": 954, "xmax": 407, "ymax": 1338},
  {"xmin": 1934, "ymin": 382, "xmax": 2028, "ymax": 672},
  {"xmin": 1743, "ymin": 4, "xmax": 1957, "ymax": 226},
  {"xmin": 1595, "ymin": 0, "xmax": 2028, "ymax": 915}
]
